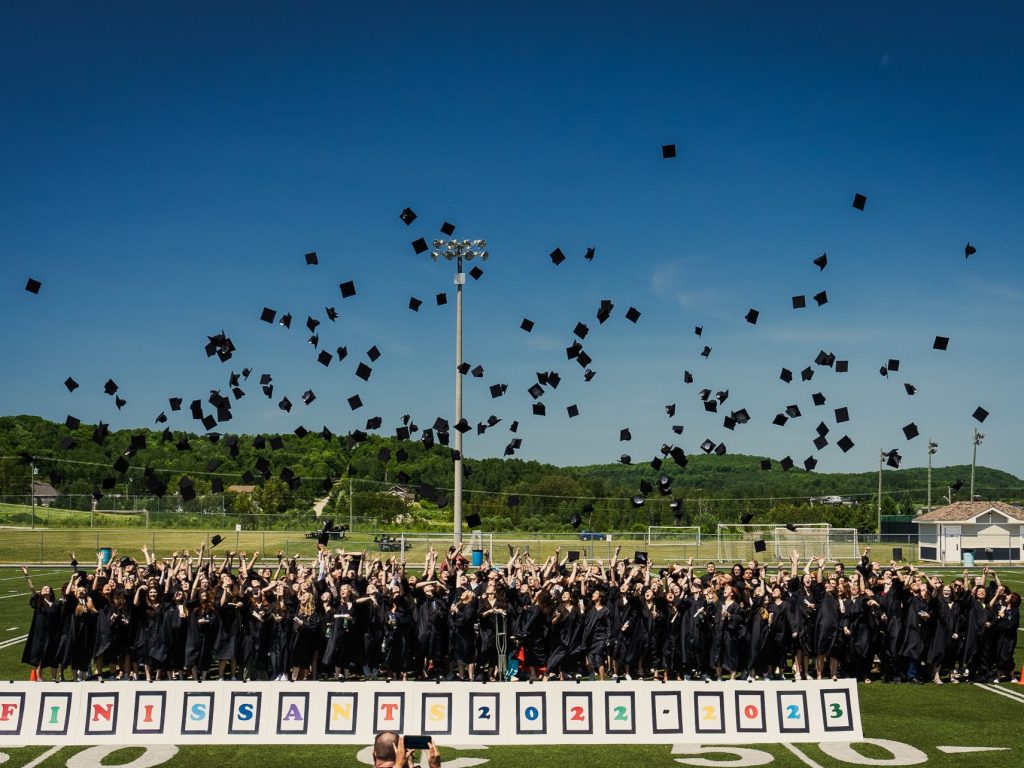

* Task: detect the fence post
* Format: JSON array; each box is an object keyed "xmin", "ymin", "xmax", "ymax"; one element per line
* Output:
[
  {"xmin": 262, "ymin": 531, "xmax": 266, "ymax": 556},
  {"xmin": 40, "ymin": 531, "xmax": 44, "ymax": 564}
]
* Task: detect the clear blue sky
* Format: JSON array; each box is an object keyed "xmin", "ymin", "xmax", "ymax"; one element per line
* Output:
[{"xmin": 2, "ymin": 1, "xmax": 1023, "ymax": 479}]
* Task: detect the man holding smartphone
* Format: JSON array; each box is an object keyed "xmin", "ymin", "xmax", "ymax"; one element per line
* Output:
[{"xmin": 372, "ymin": 732, "xmax": 441, "ymax": 768}]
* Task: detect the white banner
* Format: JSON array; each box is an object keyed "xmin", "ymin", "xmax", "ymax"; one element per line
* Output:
[{"xmin": 0, "ymin": 679, "xmax": 861, "ymax": 746}]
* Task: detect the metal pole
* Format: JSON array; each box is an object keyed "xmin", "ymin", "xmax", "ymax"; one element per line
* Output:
[
  {"xmin": 927, "ymin": 441, "xmax": 933, "ymax": 514},
  {"xmin": 877, "ymin": 451, "xmax": 884, "ymax": 538},
  {"xmin": 970, "ymin": 428, "xmax": 980, "ymax": 501},
  {"xmin": 30, "ymin": 463, "xmax": 36, "ymax": 530},
  {"xmin": 453, "ymin": 254, "xmax": 464, "ymax": 545},
  {"xmin": 349, "ymin": 475, "xmax": 354, "ymax": 533}
]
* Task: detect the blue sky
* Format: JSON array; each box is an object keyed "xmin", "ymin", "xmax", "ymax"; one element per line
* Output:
[{"xmin": 2, "ymin": 1, "xmax": 1023, "ymax": 479}]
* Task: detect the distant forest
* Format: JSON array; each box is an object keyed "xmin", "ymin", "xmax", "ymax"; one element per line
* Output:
[{"xmin": 1, "ymin": 415, "xmax": 1021, "ymax": 533}]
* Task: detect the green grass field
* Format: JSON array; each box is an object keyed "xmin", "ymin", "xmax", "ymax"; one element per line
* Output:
[{"xmin": 0, "ymin": 565, "xmax": 1021, "ymax": 768}]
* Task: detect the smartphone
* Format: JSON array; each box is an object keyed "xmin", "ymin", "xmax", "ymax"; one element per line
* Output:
[{"xmin": 403, "ymin": 735, "xmax": 432, "ymax": 750}]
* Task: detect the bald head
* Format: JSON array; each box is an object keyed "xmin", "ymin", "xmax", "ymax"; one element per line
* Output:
[{"xmin": 373, "ymin": 731, "xmax": 399, "ymax": 766}]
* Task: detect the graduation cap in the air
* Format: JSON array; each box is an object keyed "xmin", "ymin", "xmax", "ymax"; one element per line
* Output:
[
  {"xmin": 436, "ymin": 292, "xmax": 448, "ymax": 305},
  {"xmin": 792, "ymin": 295, "xmax": 806, "ymax": 309},
  {"xmin": 753, "ymin": 539, "xmax": 767, "ymax": 553},
  {"xmin": 933, "ymin": 336, "xmax": 949, "ymax": 351},
  {"xmin": 662, "ymin": 144, "xmax": 677, "ymax": 158},
  {"xmin": 964, "ymin": 242, "xmax": 976, "ymax": 258},
  {"xmin": 210, "ymin": 535, "xmax": 224, "ymax": 547},
  {"xmin": 304, "ymin": 251, "xmax": 318, "ymax": 266},
  {"xmin": 409, "ymin": 297, "xmax": 422, "ymax": 311},
  {"xmin": 813, "ymin": 290, "xmax": 828, "ymax": 306},
  {"xmin": 64, "ymin": 376, "xmax": 79, "ymax": 392},
  {"xmin": 520, "ymin": 318, "xmax": 534, "ymax": 332},
  {"xmin": 584, "ymin": 246, "xmax": 595, "ymax": 261},
  {"xmin": 779, "ymin": 368, "xmax": 793, "ymax": 383},
  {"xmin": 780, "ymin": 457, "xmax": 794, "ymax": 471},
  {"xmin": 550, "ymin": 247, "xmax": 566, "ymax": 265},
  {"xmin": 625, "ymin": 307, "xmax": 641, "ymax": 323},
  {"xmin": 837, "ymin": 435, "xmax": 854, "ymax": 453},
  {"xmin": 440, "ymin": 220, "xmax": 455, "ymax": 235},
  {"xmin": 25, "ymin": 277, "xmax": 42, "ymax": 294},
  {"xmin": 772, "ymin": 413, "xmax": 788, "ymax": 427},
  {"xmin": 835, "ymin": 406, "xmax": 850, "ymax": 423},
  {"xmin": 813, "ymin": 253, "xmax": 828, "ymax": 270},
  {"xmin": 567, "ymin": 404, "xmax": 579, "ymax": 418},
  {"xmin": 835, "ymin": 360, "xmax": 849, "ymax": 373},
  {"xmin": 903, "ymin": 422, "xmax": 919, "ymax": 440},
  {"xmin": 811, "ymin": 392, "xmax": 826, "ymax": 406},
  {"xmin": 399, "ymin": 207, "xmax": 417, "ymax": 225},
  {"xmin": 904, "ymin": 383, "xmax": 917, "ymax": 396},
  {"xmin": 972, "ymin": 406, "xmax": 988, "ymax": 423},
  {"xmin": 760, "ymin": 459, "xmax": 772, "ymax": 470},
  {"xmin": 745, "ymin": 308, "xmax": 759, "ymax": 324},
  {"xmin": 412, "ymin": 238, "xmax": 429, "ymax": 254},
  {"xmin": 465, "ymin": 512, "xmax": 482, "ymax": 529},
  {"xmin": 619, "ymin": 428, "xmax": 632, "ymax": 441},
  {"xmin": 852, "ymin": 193, "xmax": 867, "ymax": 210}
]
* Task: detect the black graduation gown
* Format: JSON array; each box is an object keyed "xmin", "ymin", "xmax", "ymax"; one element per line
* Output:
[
  {"xmin": 640, "ymin": 601, "xmax": 666, "ymax": 670},
  {"xmin": 415, "ymin": 594, "xmax": 449, "ymax": 668},
  {"xmin": 958, "ymin": 597, "xmax": 988, "ymax": 671},
  {"xmin": 842, "ymin": 596, "xmax": 875, "ymax": 663},
  {"xmin": 289, "ymin": 611, "xmax": 323, "ymax": 669},
  {"xmin": 926, "ymin": 599, "xmax": 959, "ymax": 667},
  {"xmin": 238, "ymin": 605, "xmax": 268, "ymax": 674},
  {"xmin": 381, "ymin": 596, "xmax": 416, "ymax": 674},
  {"xmin": 747, "ymin": 597, "xmax": 773, "ymax": 673},
  {"xmin": 814, "ymin": 593, "xmax": 841, "ymax": 658},
  {"xmin": 711, "ymin": 600, "xmax": 742, "ymax": 673},
  {"xmin": 55, "ymin": 596, "xmax": 95, "ymax": 671},
  {"xmin": 212, "ymin": 598, "xmax": 241, "ymax": 661},
  {"xmin": 159, "ymin": 604, "xmax": 188, "ymax": 670},
  {"xmin": 91, "ymin": 594, "xmax": 113, "ymax": 660},
  {"xmin": 183, "ymin": 603, "xmax": 218, "ymax": 670},
  {"xmin": 515, "ymin": 604, "xmax": 548, "ymax": 668},
  {"xmin": 993, "ymin": 604, "xmax": 1020, "ymax": 673},
  {"xmin": 687, "ymin": 596, "xmax": 714, "ymax": 672},
  {"xmin": 610, "ymin": 596, "xmax": 641, "ymax": 666},
  {"xmin": 878, "ymin": 583, "xmax": 906, "ymax": 660},
  {"xmin": 266, "ymin": 608, "xmax": 293, "ymax": 677},
  {"xmin": 449, "ymin": 601, "xmax": 478, "ymax": 665},
  {"xmin": 545, "ymin": 607, "xmax": 580, "ymax": 674},
  {"xmin": 581, "ymin": 603, "xmax": 610, "ymax": 669},
  {"xmin": 475, "ymin": 600, "xmax": 504, "ymax": 669},
  {"xmin": 321, "ymin": 601, "xmax": 360, "ymax": 672},
  {"xmin": 899, "ymin": 595, "xmax": 929, "ymax": 661},
  {"xmin": 22, "ymin": 594, "xmax": 60, "ymax": 667}
]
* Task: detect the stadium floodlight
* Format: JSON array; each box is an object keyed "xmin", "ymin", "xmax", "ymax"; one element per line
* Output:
[
  {"xmin": 427, "ymin": 237, "xmax": 489, "ymax": 545},
  {"xmin": 970, "ymin": 429, "xmax": 984, "ymax": 501},
  {"xmin": 927, "ymin": 440, "xmax": 939, "ymax": 513}
]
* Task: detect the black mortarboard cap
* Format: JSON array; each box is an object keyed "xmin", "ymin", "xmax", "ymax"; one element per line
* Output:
[
  {"xmin": 760, "ymin": 459, "xmax": 771, "ymax": 470},
  {"xmin": 835, "ymin": 406, "xmax": 850, "ymax": 423},
  {"xmin": 903, "ymin": 422, "xmax": 919, "ymax": 440},
  {"xmin": 278, "ymin": 312, "xmax": 292, "ymax": 328},
  {"xmin": 631, "ymin": 495, "xmax": 645, "ymax": 507},
  {"xmin": 458, "ymin": 362, "xmax": 471, "ymax": 375},
  {"xmin": 683, "ymin": 371, "xmax": 693, "ymax": 383},
  {"xmin": 753, "ymin": 539, "xmax": 767, "ymax": 553},
  {"xmin": 813, "ymin": 290, "xmax": 828, "ymax": 306},
  {"xmin": 888, "ymin": 359, "xmax": 900, "ymax": 372},
  {"xmin": 468, "ymin": 265, "xmax": 483, "ymax": 280},
  {"xmin": 812, "ymin": 392, "xmax": 826, "ymax": 406},
  {"xmin": 816, "ymin": 421, "xmax": 829, "ymax": 437},
  {"xmin": 741, "ymin": 513, "xmax": 754, "ymax": 524},
  {"xmin": 550, "ymin": 247, "xmax": 566, "ymax": 265},
  {"xmin": 584, "ymin": 368, "xmax": 596, "ymax": 381},
  {"xmin": 780, "ymin": 456, "xmax": 794, "ymax": 471},
  {"xmin": 904, "ymin": 383, "xmax": 917, "ymax": 396},
  {"xmin": 785, "ymin": 404, "xmax": 801, "ymax": 418},
  {"xmin": 837, "ymin": 435, "xmax": 854, "ymax": 453},
  {"xmin": 367, "ymin": 345, "xmax": 381, "ymax": 362},
  {"xmin": 965, "ymin": 242, "xmax": 976, "ymax": 258},
  {"xmin": 64, "ymin": 376, "xmax": 79, "ymax": 392},
  {"xmin": 700, "ymin": 438, "xmax": 716, "ymax": 454},
  {"xmin": 465, "ymin": 512, "xmax": 481, "ymax": 528},
  {"xmin": 411, "ymin": 238, "xmax": 428, "ymax": 254},
  {"xmin": 103, "ymin": 379, "xmax": 118, "ymax": 395},
  {"xmin": 436, "ymin": 292, "xmax": 447, "ymax": 305},
  {"xmin": 347, "ymin": 394, "xmax": 362, "ymax": 410},
  {"xmin": 933, "ymin": 336, "xmax": 949, "ymax": 351},
  {"xmin": 772, "ymin": 413, "xmax": 788, "ymax": 426},
  {"xmin": 269, "ymin": 436, "xmax": 284, "ymax": 450},
  {"xmin": 520, "ymin": 318, "xmax": 534, "ymax": 332},
  {"xmin": 785, "ymin": 523, "xmax": 798, "ymax": 533},
  {"xmin": 813, "ymin": 435, "xmax": 828, "ymax": 450},
  {"xmin": 835, "ymin": 360, "xmax": 849, "ymax": 373},
  {"xmin": 25, "ymin": 278, "xmax": 42, "ymax": 294},
  {"xmin": 339, "ymin": 280, "xmax": 356, "ymax": 298},
  {"xmin": 260, "ymin": 307, "xmax": 276, "ymax": 323},
  {"xmin": 852, "ymin": 193, "xmax": 867, "ymax": 210},
  {"xmin": 672, "ymin": 425, "xmax": 684, "ymax": 434},
  {"xmin": 634, "ymin": 551, "xmax": 648, "ymax": 565},
  {"xmin": 792, "ymin": 295, "xmax": 806, "ymax": 309},
  {"xmin": 813, "ymin": 253, "xmax": 828, "ymax": 270},
  {"xmin": 399, "ymin": 207, "xmax": 417, "ymax": 225},
  {"xmin": 619, "ymin": 454, "xmax": 631, "ymax": 465},
  {"xmin": 570, "ymin": 511, "xmax": 583, "ymax": 529},
  {"xmin": 409, "ymin": 296, "xmax": 422, "ymax": 311},
  {"xmin": 703, "ymin": 400, "xmax": 718, "ymax": 413},
  {"xmin": 745, "ymin": 308, "xmax": 759, "ymax": 324},
  {"xmin": 326, "ymin": 306, "xmax": 338, "ymax": 321},
  {"xmin": 665, "ymin": 403, "xmax": 676, "ymax": 417},
  {"xmin": 304, "ymin": 251, "xmax": 318, "ymax": 266},
  {"xmin": 301, "ymin": 390, "xmax": 316, "ymax": 405},
  {"xmin": 651, "ymin": 457, "xmax": 663, "ymax": 470},
  {"xmin": 972, "ymin": 406, "xmax": 988, "ymax": 423},
  {"xmin": 639, "ymin": 479, "xmax": 653, "ymax": 495},
  {"xmin": 584, "ymin": 246, "xmax": 595, "ymax": 261},
  {"xmin": 210, "ymin": 535, "xmax": 223, "ymax": 547},
  {"xmin": 532, "ymin": 402, "xmax": 545, "ymax": 416},
  {"xmin": 65, "ymin": 414, "xmax": 80, "ymax": 430},
  {"xmin": 625, "ymin": 307, "xmax": 641, "ymax": 323},
  {"xmin": 714, "ymin": 443, "xmax": 727, "ymax": 456},
  {"xmin": 780, "ymin": 368, "xmax": 793, "ymax": 383},
  {"xmin": 489, "ymin": 383, "xmax": 506, "ymax": 398},
  {"xmin": 355, "ymin": 362, "xmax": 372, "ymax": 381},
  {"xmin": 470, "ymin": 364, "xmax": 484, "ymax": 378},
  {"xmin": 661, "ymin": 144, "xmax": 676, "ymax": 158},
  {"xmin": 574, "ymin": 322, "xmax": 589, "ymax": 339},
  {"xmin": 619, "ymin": 428, "xmax": 632, "ymax": 441},
  {"xmin": 567, "ymin": 404, "xmax": 579, "ymax": 418},
  {"xmin": 700, "ymin": 346, "xmax": 712, "ymax": 358},
  {"xmin": 317, "ymin": 350, "xmax": 332, "ymax": 367},
  {"xmin": 440, "ymin": 220, "xmax": 455, "ymax": 235},
  {"xmin": 732, "ymin": 408, "xmax": 750, "ymax": 423},
  {"xmin": 801, "ymin": 367, "xmax": 814, "ymax": 381}
]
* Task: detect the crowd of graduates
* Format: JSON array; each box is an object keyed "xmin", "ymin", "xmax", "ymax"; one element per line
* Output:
[{"xmin": 20, "ymin": 542, "xmax": 1021, "ymax": 685}]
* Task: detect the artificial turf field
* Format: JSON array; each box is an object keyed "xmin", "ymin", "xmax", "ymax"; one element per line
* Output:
[{"xmin": 0, "ymin": 567, "xmax": 1021, "ymax": 768}]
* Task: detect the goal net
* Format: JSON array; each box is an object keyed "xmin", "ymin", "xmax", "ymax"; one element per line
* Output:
[
  {"xmin": 645, "ymin": 526, "xmax": 702, "ymax": 564},
  {"xmin": 715, "ymin": 523, "xmax": 858, "ymax": 563}
]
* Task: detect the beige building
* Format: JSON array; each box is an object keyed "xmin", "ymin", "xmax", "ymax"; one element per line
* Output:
[{"xmin": 915, "ymin": 501, "xmax": 1024, "ymax": 563}]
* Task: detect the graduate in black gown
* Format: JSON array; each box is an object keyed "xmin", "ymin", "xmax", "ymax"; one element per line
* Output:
[
  {"xmin": 841, "ymin": 578, "xmax": 877, "ymax": 682},
  {"xmin": 712, "ymin": 584, "xmax": 743, "ymax": 679},
  {"xmin": 958, "ymin": 585, "xmax": 989, "ymax": 681},
  {"xmin": 289, "ymin": 591, "xmax": 323, "ymax": 680},
  {"xmin": 546, "ymin": 588, "xmax": 582, "ymax": 679},
  {"xmin": 581, "ymin": 587, "xmax": 610, "ymax": 680},
  {"xmin": 448, "ymin": 588, "xmax": 478, "ymax": 680},
  {"xmin": 213, "ymin": 581, "xmax": 244, "ymax": 680},
  {"xmin": 475, "ymin": 583, "xmax": 508, "ymax": 680},
  {"xmin": 814, "ymin": 581, "xmax": 842, "ymax": 680},
  {"xmin": 20, "ymin": 567, "xmax": 62, "ymax": 680},
  {"xmin": 238, "ymin": 591, "xmax": 269, "ymax": 680},
  {"xmin": 184, "ymin": 588, "xmax": 218, "ymax": 681},
  {"xmin": 991, "ymin": 591, "xmax": 1020, "ymax": 681},
  {"xmin": 899, "ymin": 581, "xmax": 932, "ymax": 683}
]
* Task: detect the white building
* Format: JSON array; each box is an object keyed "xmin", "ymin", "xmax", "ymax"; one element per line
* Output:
[{"xmin": 915, "ymin": 501, "xmax": 1024, "ymax": 563}]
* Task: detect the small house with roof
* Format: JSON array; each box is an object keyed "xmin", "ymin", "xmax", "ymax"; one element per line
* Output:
[
  {"xmin": 915, "ymin": 501, "xmax": 1024, "ymax": 563},
  {"xmin": 31, "ymin": 481, "xmax": 59, "ymax": 507}
]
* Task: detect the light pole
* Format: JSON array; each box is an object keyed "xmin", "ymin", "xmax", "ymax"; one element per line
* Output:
[
  {"xmin": 970, "ymin": 428, "xmax": 984, "ymax": 501},
  {"xmin": 927, "ymin": 440, "xmax": 938, "ymax": 513},
  {"xmin": 431, "ymin": 238, "xmax": 489, "ymax": 545},
  {"xmin": 30, "ymin": 463, "xmax": 38, "ymax": 530},
  {"xmin": 877, "ymin": 450, "xmax": 885, "ymax": 537}
]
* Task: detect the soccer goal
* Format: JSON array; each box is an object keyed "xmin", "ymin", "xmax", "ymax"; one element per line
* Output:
[
  {"xmin": 645, "ymin": 526, "xmax": 702, "ymax": 564},
  {"xmin": 774, "ymin": 525, "xmax": 859, "ymax": 562}
]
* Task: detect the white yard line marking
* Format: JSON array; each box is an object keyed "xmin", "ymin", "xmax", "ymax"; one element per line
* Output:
[
  {"xmin": 978, "ymin": 683, "xmax": 1024, "ymax": 704},
  {"xmin": 937, "ymin": 746, "xmax": 1010, "ymax": 753},
  {"xmin": 6, "ymin": 626, "xmax": 18, "ymax": 631},
  {"xmin": 0, "ymin": 569, "xmax": 63, "ymax": 582},
  {"xmin": 782, "ymin": 743, "xmax": 824, "ymax": 768},
  {"xmin": 0, "ymin": 591, "xmax": 30, "ymax": 600},
  {"xmin": 0, "ymin": 634, "xmax": 28, "ymax": 650},
  {"xmin": 22, "ymin": 745, "xmax": 62, "ymax": 768}
]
